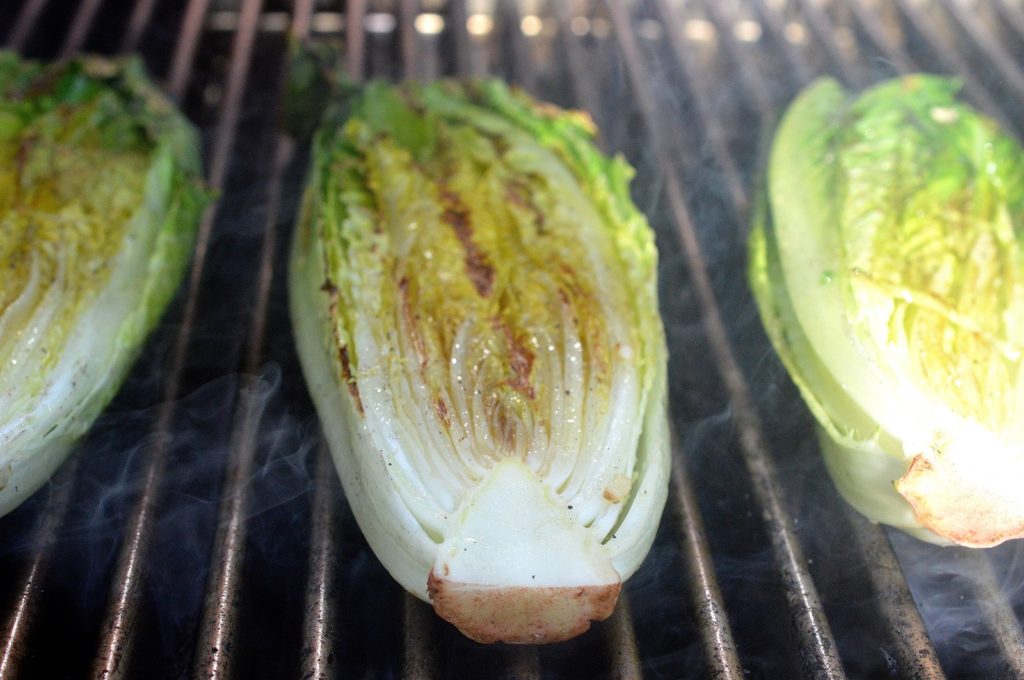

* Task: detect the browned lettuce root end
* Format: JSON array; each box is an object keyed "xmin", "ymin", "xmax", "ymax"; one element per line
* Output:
[
  {"xmin": 427, "ymin": 571, "xmax": 621, "ymax": 644},
  {"xmin": 896, "ymin": 453, "xmax": 1024, "ymax": 548}
]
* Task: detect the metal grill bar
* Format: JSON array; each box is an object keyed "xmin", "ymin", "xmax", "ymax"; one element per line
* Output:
[
  {"xmin": 668, "ymin": 434, "xmax": 742, "ymax": 679},
  {"xmin": 749, "ymin": 0, "xmax": 813, "ymax": 85},
  {"xmin": 993, "ymin": 0, "xmax": 1024, "ymax": 45},
  {"xmin": 962, "ymin": 551, "xmax": 1024, "ymax": 677},
  {"xmin": 848, "ymin": 518, "xmax": 945, "ymax": 679},
  {"xmin": 120, "ymin": 0, "xmax": 159, "ymax": 52},
  {"xmin": 846, "ymin": 0, "xmax": 913, "ymax": 75},
  {"xmin": 551, "ymin": 2, "xmax": 602, "ymax": 128},
  {"xmin": 891, "ymin": 0, "xmax": 1017, "ymax": 135},
  {"xmin": 605, "ymin": 2, "xmax": 845, "ymax": 677},
  {"xmin": 506, "ymin": 647, "xmax": 541, "ymax": 679},
  {"xmin": 399, "ymin": 0, "xmax": 418, "ymax": 81},
  {"xmin": 448, "ymin": 0, "xmax": 473, "ymax": 81},
  {"xmin": 346, "ymin": 0, "xmax": 367, "ymax": 81},
  {"xmin": 193, "ymin": 0, "xmax": 311, "ymax": 666},
  {"xmin": 940, "ymin": 0, "xmax": 1024, "ymax": 108},
  {"xmin": 694, "ymin": 5, "xmax": 950, "ymax": 675},
  {"xmin": 403, "ymin": 596, "xmax": 437, "ymax": 680},
  {"xmin": 168, "ymin": 0, "xmax": 214, "ymax": 99},
  {"xmin": 0, "ymin": 459, "xmax": 80, "ymax": 680},
  {"xmin": 59, "ymin": 0, "xmax": 104, "ymax": 59},
  {"xmin": 605, "ymin": 593, "xmax": 642, "ymax": 679},
  {"xmin": 501, "ymin": 1, "xmax": 536, "ymax": 93},
  {"xmin": 5, "ymin": 0, "xmax": 48, "ymax": 51},
  {"xmin": 792, "ymin": 0, "xmax": 865, "ymax": 87},
  {"xmin": 193, "ymin": 143, "xmax": 296, "ymax": 680},
  {"xmin": 90, "ymin": 2, "xmax": 265, "ymax": 677},
  {"xmin": 651, "ymin": 0, "xmax": 749, "ymax": 220},
  {"xmin": 696, "ymin": 0, "xmax": 775, "ymax": 122},
  {"xmin": 301, "ymin": 447, "xmax": 342, "ymax": 680}
]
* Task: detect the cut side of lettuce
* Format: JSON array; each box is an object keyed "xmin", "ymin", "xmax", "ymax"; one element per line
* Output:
[
  {"xmin": 749, "ymin": 75, "xmax": 1024, "ymax": 547},
  {"xmin": 290, "ymin": 80, "xmax": 669, "ymax": 643},
  {"xmin": 0, "ymin": 53, "xmax": 208, "ymax": 518}
]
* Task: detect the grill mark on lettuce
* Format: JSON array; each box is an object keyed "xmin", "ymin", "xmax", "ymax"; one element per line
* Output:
[
  {"xmin": 435, "ymin": 396, "xmax": 451, "ymax": 430},
  {"xmin": 505, "ymin": 178, "xmax": 546, "ymax": 235},
  {"xmin": 492, "ymin": 317, "xmax": 536, "ymax": 400},
  {"xmin": 440, "ymin": 188, "xmax": 494, "ymax": 297},
  {"xmin": 337, "ymin": 344, "xmax": 363, "ymax": 415},
  {"xmin": 398, "ymin": 276, "xmax": 428, "ymax": 368}
]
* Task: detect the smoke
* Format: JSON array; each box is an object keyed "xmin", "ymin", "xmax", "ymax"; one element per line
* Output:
[
  {"xmin": 0, "ymin": 360, "xmax": 319, "ymax": 679},
  {"xmin": 888, "ymin": 531, "xmax": 1024, "ymax": 677}
]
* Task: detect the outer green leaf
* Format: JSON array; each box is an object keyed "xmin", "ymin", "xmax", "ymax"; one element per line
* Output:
[
  {"xmin": 750, "ymin": 74, "xmax": 1024, "ymax": 547},
  {"xmin": 0, "ymin": 54, "xmax": 208, "ymax": 517}
]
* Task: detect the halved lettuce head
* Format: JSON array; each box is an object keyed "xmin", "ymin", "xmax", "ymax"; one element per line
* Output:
[
  {"xmin": 0, "ymin": 53, "xmax": 207, "ymax": 518},
  {"xmin": 749, "ymin": 74, "xmax": 1024, "ymax": 547},
  {"xmin": 289, "ymin": 80, "xmax": 669, "ymax": 643}
]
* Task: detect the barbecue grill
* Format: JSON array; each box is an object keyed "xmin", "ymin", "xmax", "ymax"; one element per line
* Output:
[{"xmin": 2, "ymin": 0, "xmax": 1024, "ymax": 677}]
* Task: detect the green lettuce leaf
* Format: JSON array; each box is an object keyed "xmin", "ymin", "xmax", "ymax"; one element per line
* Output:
[{"xmin": 0, "ymin": 53, "xmax": 208, "ymax": 517}]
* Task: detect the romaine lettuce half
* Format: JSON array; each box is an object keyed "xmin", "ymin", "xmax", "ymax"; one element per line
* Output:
[
  {"xmin": 0, "ymin": 54, "xmax": 207, "ymax": 518},
  {"xmin": 749, "ymin": 75, "xmax": 1024, "ymax": 547},
  {"xmin": 290, "ymin": 80, "xmax": 669, "ymax": 643}
]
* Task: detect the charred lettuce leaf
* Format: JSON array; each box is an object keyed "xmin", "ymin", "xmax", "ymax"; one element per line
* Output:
[
  {"xmin": 0, "ymin": 53, "xmax": 207, "ymax": 517},
  {"xmin": 749, "ymin": 75, "xmax": 1024, "ymax": 547},
  {"xmin": 290, "ymin": 80, "xmax": 669, "ymax": 642}
]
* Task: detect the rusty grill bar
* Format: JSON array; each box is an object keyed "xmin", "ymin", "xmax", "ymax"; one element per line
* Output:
[{"xmin": 3, "ymin": 0, "xmax": 1024, "ymax": 678}]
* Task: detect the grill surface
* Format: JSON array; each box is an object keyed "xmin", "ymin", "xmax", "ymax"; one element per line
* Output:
[{"xmin": 2, "ymin": 1, "xmax": 1024, "ymax": 678}]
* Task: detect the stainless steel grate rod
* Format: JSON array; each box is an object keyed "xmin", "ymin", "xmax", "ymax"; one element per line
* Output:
[
  {"xmin": 403, "ymin": 595, "xmax": 438, "ymax": 680},
  {"xmin": 844, "ymin": 1, "xmax": 1024, "ymax": 667},
  {"xmin": 993, "ymin": 0, "xmax": 1024, "ymax": 45},
  {"xmin": 846, "ymin": 0, "xmax": 914, "ymax": 75},
  {"xmin": 668, "ymin": 432, "xmax": 743, "ymax": 680},
  {"xmin": 792, "ymin": 0, "xmax": 866, "ymax": 88},
  {"xmin": 941, "ymin": 0, "xmax": 1024, "ymax": 107},
  {"xmin": 696, "ymin": 0, "xmax": 776, "ymax": 125},
  {"xmin": 651, "ymin": 0, "xmax": 750, "ymax": 221},
  {"xmin": 692, "ymin": 2, "xmax": 945, "ymax": 675},
  {"xmin": 963, "ymin": 550, "xmax": 1024, "ymax": 677},
  {"xmin": 606, "ymin": 1, "xmax": 845, "ymax": 676},
  {"xmin": 892, "ymin": 0, "xmax": 1017, "ymax": 136},
  {"xmin": 0, "ymin": 459, "xmax": 81, "ymax": 680},
  {"xmin": 168, "ymin": 0, "xmax": 214, "ymax": 100},
  {"xmin": 604, "ymin": 592, "xmax": 643, "ymax": 679},
  {"xmin": 848, "ymin": 517, "xmax": 945, "ymax": 679},
  {"xmin": 120, "ymin": 0, "xmax": 159, "ymax": 52},
  {"xmin": 723, "ymin": 0, "xmax": 1024, "ymax": 675},
  {"xmin": 91, "ymin": 1, "xmax": 266, "ymax": 677},
  {"xmin": 6, "ymin": 0, "xmax": 50, "ymax": 52},
  {"xmin": 59, "ymin": 0, "xmax": 104, "ymax": 59},
  {"xmin": 193, "ymin": 0, "xmax": 311, "ymax": 670},
  {"xmin": 301, "ymin": 446, "xmax": 342, "ymax": 680},
  {"xmin": 749, "ymin": 0, "xmax": 813, "ymax": 85}
]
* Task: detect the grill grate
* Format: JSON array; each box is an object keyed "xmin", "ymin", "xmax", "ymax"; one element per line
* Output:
[{"xmin": 2, "ymin": 1, "xmax": 1024, "ymax": 678}]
